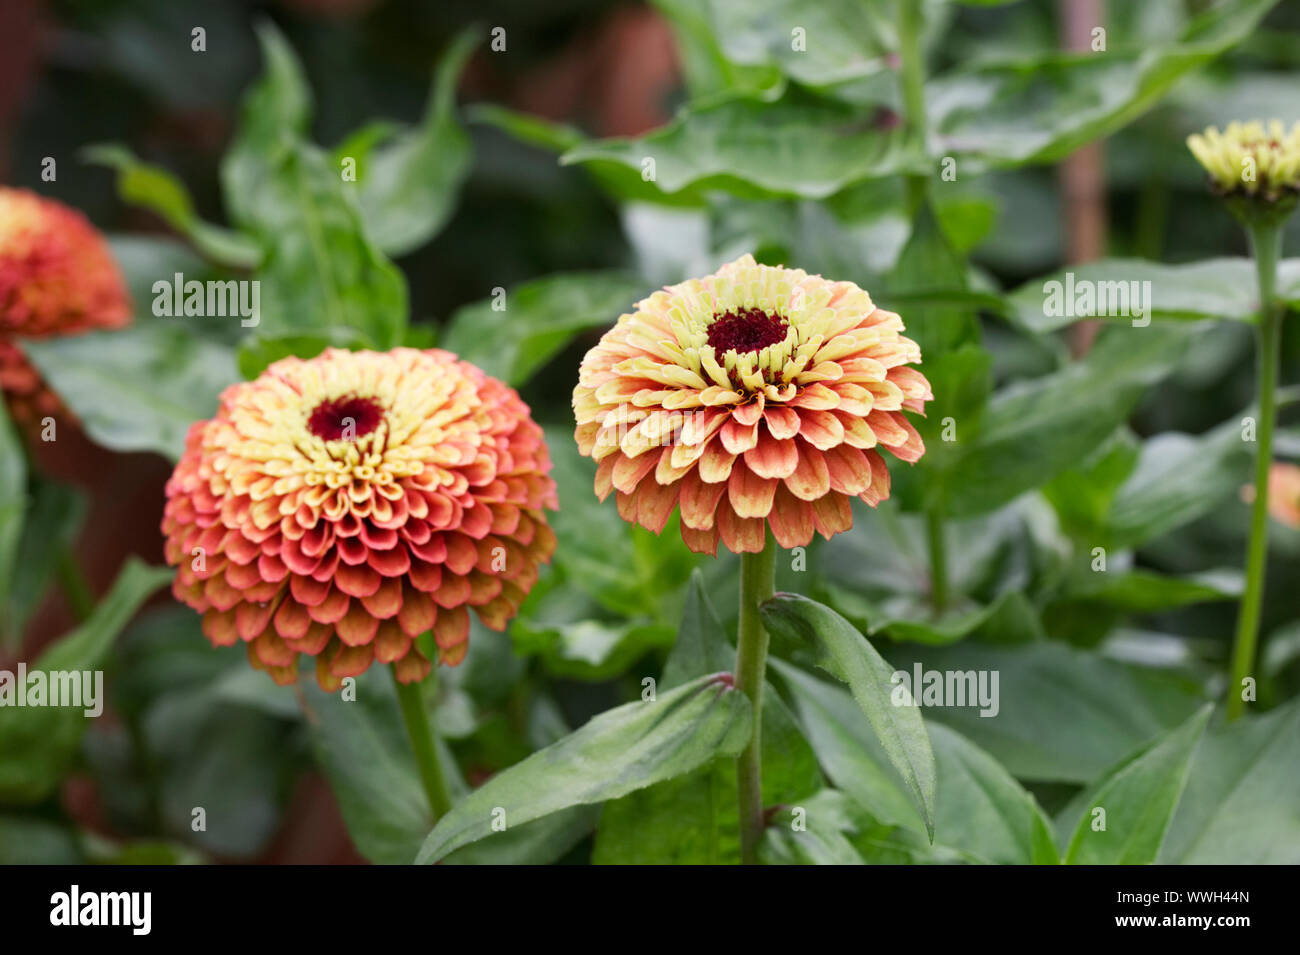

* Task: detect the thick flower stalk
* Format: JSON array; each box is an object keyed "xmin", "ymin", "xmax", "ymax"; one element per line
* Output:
[
  {"xmin": 572, "ymin": 254, "xmax": 931, "ymax": 555},
  {"xmin": 0, "ymin": 188, "xmax": 131, "ymax": 427},
  {"xmin": 163, "ymin": 347, "xmax": 557, "ymax": 689},
  {"xmin": 1189, "ymin": 121, "xmax": 1299, "ymax": 719}
]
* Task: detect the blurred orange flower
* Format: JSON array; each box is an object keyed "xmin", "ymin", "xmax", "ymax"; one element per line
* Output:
[
  {"xmin": 1243, "ymin": 461, "xmax": 1300, "ymax": 529},
  {"xmin": 0, "ymin": 188, "xmax": 130, "ymax": 427}
]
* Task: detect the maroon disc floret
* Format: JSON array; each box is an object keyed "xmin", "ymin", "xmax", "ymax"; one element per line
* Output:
[
  {"xmin": 706, "ymin": 308, "xmax": 789, "ymax": 355},
  {"xmin": 307, "ymin": 395, "xmax": 385, "ymax": 441}
]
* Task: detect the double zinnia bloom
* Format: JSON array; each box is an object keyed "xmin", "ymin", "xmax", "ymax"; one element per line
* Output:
[
  {"xmin": 573, "ymin": 254, "xmax": 930, "ymax": 554},
  {"xmin": 0, "ymin": 187, "xmax": 130, "ymax": 427},
  {"xmin": 162, "ymin": 348, "xmax": 557, "ymax": 688}
]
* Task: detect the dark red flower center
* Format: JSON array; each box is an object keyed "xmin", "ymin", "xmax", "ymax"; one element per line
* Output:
[
  {"xmin": 307, "ymin": 395, "xmax": 384, "ymax": 441},
  {"xmin": 706, "ymin": 308, "xmax": 788, "ymax": 354}
]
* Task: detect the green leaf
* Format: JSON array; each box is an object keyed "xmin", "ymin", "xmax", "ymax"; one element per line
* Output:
[
  {"xmin": 890, "ymin": 641, "xmax": 1206, "ymax": 783},
  {"xmin": 562, "ymin": 89, "xmax": 929, "ymax": 201},
  {"xmin": 929, "ymin": 721, "xmax": 1061, "ymax": 865},
  {"xmin": 1105, "ymin": 417, "xmax": 1254, "ymax": 549},
  {"xmin": 441, "ymin": 806, "xmax": 599, "ymax": 865},
  {"xmin": 1052, "ymin": 568, "xmax": 1242, "ymax": 614},
  {"xmin": 441, "ymin": 272, "xmax": 646, "ymax": 386},
  {"xmin": 220, "ymin": 20, "xmax": 312, "ymax": 231},
  {"xmin": 468, "ymin": 104, "xmax": 582, "ymax": 154},
  {"xmin": 83, "ymin": 144, "xmax": 261, "ymax": 268},
  {"xmin": 1062, "ymin": 705, "xmax": 1211, "ymax": 864},
  {"xmin": 7, "ymin": 480, "xmax": 86, "ymax": 646},
  {"xmin": 0, "ymin": 559, "xmax": 172, "ymax": 805},
  {"xmin": 592, "ymin": 574, "xmax": 821, "ymax": 864},
  {"xmin": 649, "ymin": 0, "xmax": 783, "ymax": 101},
  {"xmin": 938, "ymin": 323, "xmax": 1204, "ymax": 517},
  {"xmin": 759, "ymin": 788, "xmax": 961, "ymax": 865},
  {"xmin": 928, "ymin": 0, "xmax": 1282, "ymax": 170},
  {"xmin": 351, "ymin": 29, "xmax": 477, "ymax": 256},
  {"xmin": 236, "ymin": 327, "xmax": 371, "ymax": 380},
  {"xmin": 700, "ymin": 0, "xmax": 898, "ymax": 90},
  {"xmin": 21, "ymin": 314, "xmax": 238, "ymax": 461},
  {"xmin": 1159, "ymin": 698, "xmax": 1300, "ymax": 863},
  {"xmin": 760, "ymin": 593, "xmax": 936, "ymax": 840},
  {"xmin": 143, "ymin": 695, "xmax": 295, "ymax": 857},
  {"xmin": 661, "ymin": 571, "xmax": 733, "ymax": 687},
  {"xmin": 0, "ymin": 815, "xmax": 83, "ymax": 864},
  {"xmin": 416, "ymin": 672, "xmax": 752, "ymax": 863},
  {"xmin": 543, "ymin": 427, "xmax": 700, "ymax": 619},
  {"xmin": 1006, "ymin": 258, "xmax": 1287, "ymax": 333},
  {"xmin": 774, "ymin": 660, "xmax": 1057, "ymax": 864},
  {"xmin": 243, "ymin": 141, "xmax": 409, "ymax": 348},
  {"xmin": 0, "ymin": 399, "xmax": 25, "ymax": 647},
  {"xmin": 302, "ymin": 667, "xmax": 440, "ymax": 864},
  {"xmin": 1042, "ymin": 430, "xmax": 1140, "ymax": 541}
]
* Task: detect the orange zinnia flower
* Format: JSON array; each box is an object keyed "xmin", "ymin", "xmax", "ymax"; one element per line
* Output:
[
  {"xmin": 573, "ymin": 254, "xmax": 930, "ymax": 554},
  {"xmin": 162, "ymin": 348, "xmax": 557, "ymax": 688},
  {"xmin": 0, "ymin": 188, "xmax": 131, "ymax": 427}
]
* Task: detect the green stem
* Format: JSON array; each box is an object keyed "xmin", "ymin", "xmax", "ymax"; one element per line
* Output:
[
  {"xmin": 926, "ymin": 510, "xmax": 949, "ymax": 613},
  {"xmin": 735, "ymin": 530, "xmax": 776, "ymax": 865},
  {"xmin": 56, "ymin": 545, "xmax": 94, "ymax": 622},
  {"xmin": 393, "ymin": 669, "xmax": 454, "ymax": 818},
  {"xmin": 898, "ymin": 0, "xmax": 929, "ymax": 215},
  {"xmin": 1228, "ymin": 222, "xmax": 1283, "ymax": 721}
]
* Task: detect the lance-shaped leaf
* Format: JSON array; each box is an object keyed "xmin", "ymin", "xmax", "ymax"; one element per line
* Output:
[
  {"xmin": 246, "ymin": 141, "xmax": 408, "ymax": 348},
  {"xmin": 761, "ymin": 593, "xmax": 936, "ymax": 840},
  {"xmin": 416, "ymin": 672, "xmax": 752, "ymax": 863},
  {"xmin": 1006, "ymin": 258, "xmax": 1291, "ymax": 333},
  {"xmin": 0, "ymin": 560, "xmax": 173, "ymax": 805},
  {"xmin": 83, "ymin": 144, "xmax": 261, "ymax": 268},
  {"xmin": 352, "ymin": 29, "xmax": 477, "ymax": 256},
  {"xmin": 937, "ymin": 323, "xmax": 1204, "ymax": 518},
  {"xmin": 1159, "ymin": 698, "xmax": 1300, "ymax": 863},
  {"xmin": 1062, "ymin": 705, "xmax": 1211, "ymax": 864},
  {"xmin": 220, "ymin": 21, "xmax": 312, "ymax": 231}
]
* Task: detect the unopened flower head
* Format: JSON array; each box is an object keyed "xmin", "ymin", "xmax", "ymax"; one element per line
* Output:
[
  {"xmin": 573, "ymin": 254, "xmax": 931, "ymax": 555},
  {"xmin": 163, "ymin": 348, "xmax": 558, "ymax": 689},
  {"xmin": 1187, "ymin": 120, "xmax": 1300, "ymax": 212},
  {"xmin": 0, "ymin": 188, "xmax": 130, "ymax": 426},
  {"xmin": 1243, "ymin": 461, "xmax": 1300, "ymax": 530}
]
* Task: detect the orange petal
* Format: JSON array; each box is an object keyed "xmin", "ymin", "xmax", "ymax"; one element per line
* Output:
[
  {"xmin": 744, "ymin": 431, "xmax": 798, "ymax": 480},
  {"xmin": 717, "ymin": 504, "xmax": 766, "ymax": 553},
  {"xmin": 811, "ymin": 492, "xmax": 854, "ymax": 539},
  {"xmin": 679, "ymin": 468, "xmax": 728, "ymax": 530},
  {"xmin": 728, "ymin": 461, "xmax": 777, "ymax": 519},
  {"xmin": 784, "ymin": 443, "xmax": 831, "ymax": 501},
  {"xmin": 824, "ymin": 444, "xmax": 871, "ymax": 495},
  {"xmin": 767, "ymin": 485, "xmax": 815, "ymax": 549}
]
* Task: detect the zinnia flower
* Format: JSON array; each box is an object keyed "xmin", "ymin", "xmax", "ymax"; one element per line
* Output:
[
  {"xmin": 1187, "ymin": 120, "xmax": 1300, "ymax": 203},
  {"xmin": 162, "ymin": 347, "xmax": 557, "ymax": 688},
  {"xmin": 572, "ymin": 254, "xmax": 930, "ymax": 555},
  {"xmin": 0, "ymin": 188, "xmax": 131, "ymax": 427}
]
